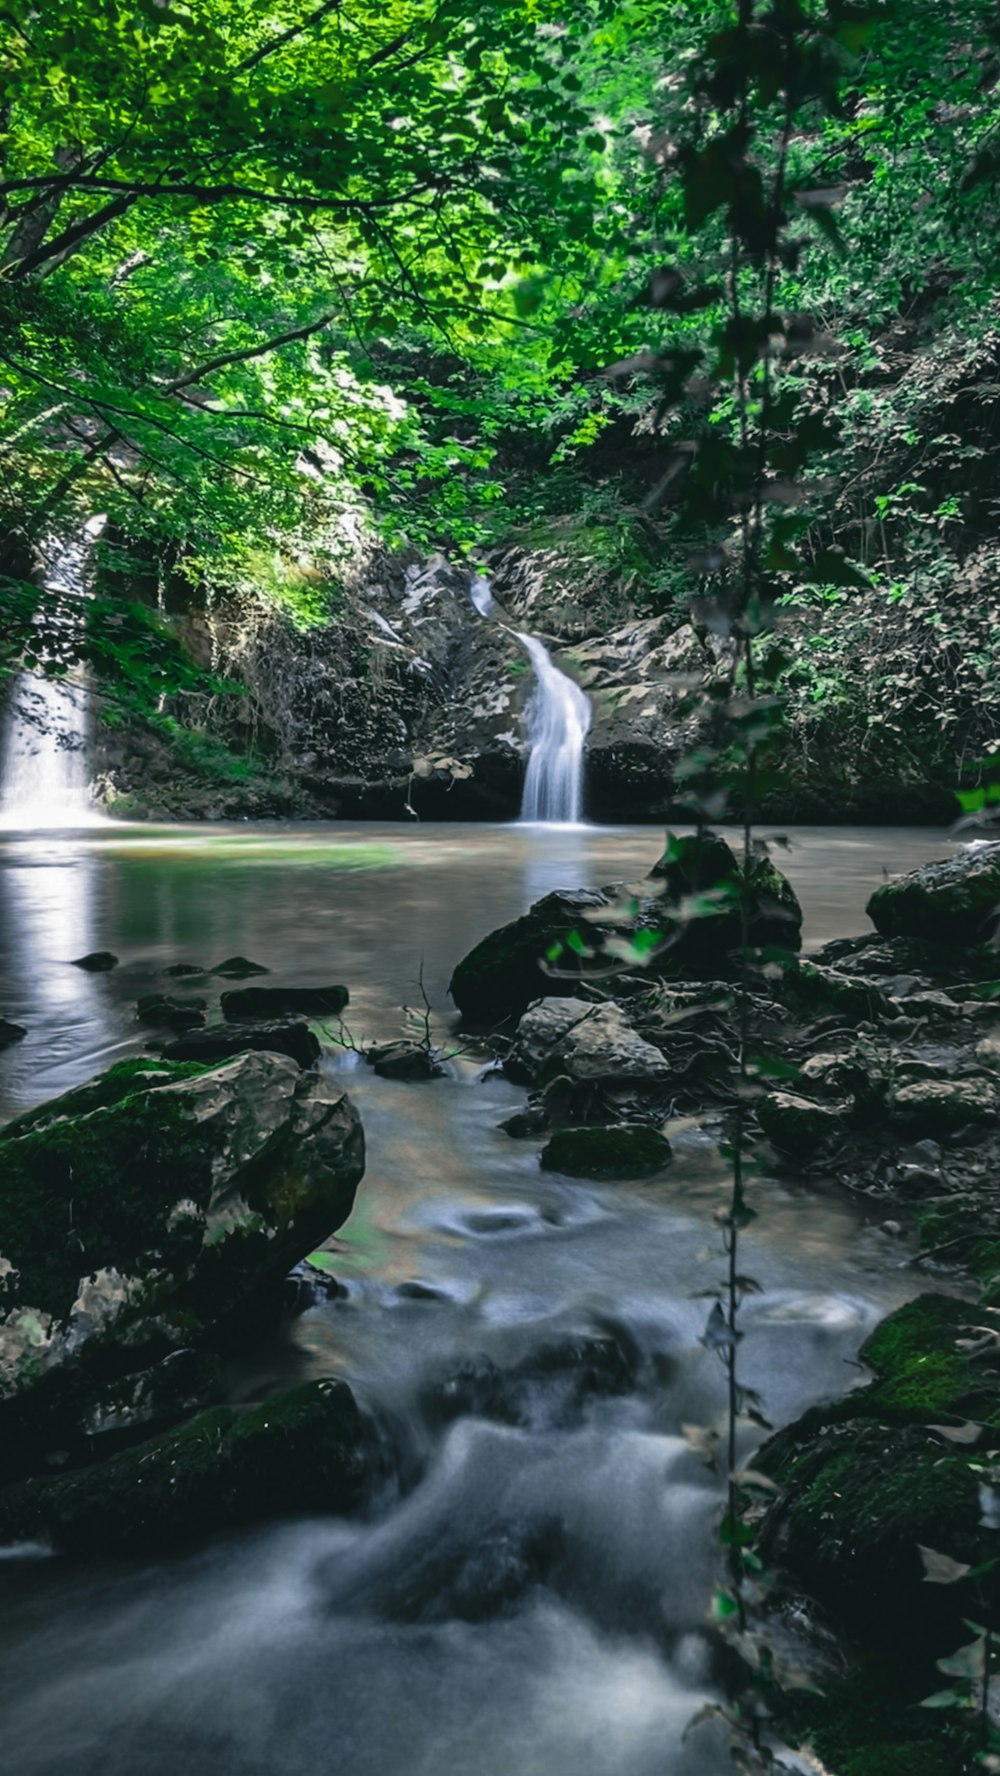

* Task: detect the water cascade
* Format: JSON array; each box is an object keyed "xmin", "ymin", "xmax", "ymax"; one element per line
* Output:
[
  {"xmin": 0, "ymin": 522, "xmax": 105, "ymax": 830},
  {"xmin": 516, "ymin": 633, "xmax": 592, "ymax": 825}
]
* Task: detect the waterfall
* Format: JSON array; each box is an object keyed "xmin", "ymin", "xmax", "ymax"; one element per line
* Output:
[
  {"xmin": 516, "ymin": 632, "xmax": 591, "ymax": 826},
  {"xmin": 0, "ymin": 522, "xmax": 105, "ymax": 831}
]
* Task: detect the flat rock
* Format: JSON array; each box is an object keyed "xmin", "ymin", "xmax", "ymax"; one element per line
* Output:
[
  {"xmin": 160, "ymin": 1017, "xmax": 320, "ymax": 1069},
  {"xmin": 507, "ymin": 998, "xmax": 670, "ymax": 1086},
  {"xmin": 540, "ymin": 1124, "xmax": 672, "ymax": 1179},
  {"xmin": 366, "ymin": 1039, "xmax": 442, "ymax": 1080},
  {"xmin": 136, "ymin": 994, "xmax": 207, "ymax": 1031},
  {"xmin": 890, "ymin": 1076, "xmax": 998, "ymax": 1132},
  {"xmin": 221, "ymin": 985, "xmax": 349, "ymax": 1020},
  {"xmin": 211, "ymin": 955, "xmax": 270, "ymax": 978}
]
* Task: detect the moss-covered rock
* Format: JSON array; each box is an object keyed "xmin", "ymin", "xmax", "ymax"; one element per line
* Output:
[
  {"xmin": 448, "ymin": 888, "xmax": 619, "ymax": 1024},
  {"xmin": 0, "ymin": 1052, "xmax": 364, "ymax": 1473},
  {"xmin": 890, "ymin": 1076, "xmax": 998, "ymax": 1133},
  {"xmin": 540, "ymin": 1124, "xmax": 672, "ymax": 1179},
  {"xmin": 867, "ymin": 844, "xmax": 1000, "ymax": 947},
  {"xmin": 0, "ymin": 1378, "xmax": 378, "ymax": 1553},
  {"xmin": 649, "ymin": 831, "xmax": 803, "ymax": 961}
]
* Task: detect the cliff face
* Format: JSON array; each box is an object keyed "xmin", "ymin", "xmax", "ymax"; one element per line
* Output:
[{"xmin": 92, "ymin": 548, "xmax": 699, "ymax": 824}]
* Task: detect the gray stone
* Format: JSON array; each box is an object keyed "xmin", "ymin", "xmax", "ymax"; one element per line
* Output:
[
  {"xmin": 507, "ymin": 998, "xmax": 670, "ymax": 1086},
  {"xmin": 867, "ymin": 843, "xmax": 1000, "ymax": 946}
]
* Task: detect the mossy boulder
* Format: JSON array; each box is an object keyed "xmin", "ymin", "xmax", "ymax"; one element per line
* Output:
[
  {"xmin": 649, "ymin": 831, "xmax": 803, "ymax": 962},
  {"xmin": 540, "ymin": 1124, "xmax": 672, "ymax": 1179},
  {"xmin": 759, "ymin": 1294, "xmax": 996, "ymax": 1660},
  {"xmin": 448, "ymin": 888, "xmax": 618, "ymax": 1024},
  {"xmin": 0, "ymin": 1378, "xmax": 378, "ymax": 1554},
  {"xmin": 867, "ymin": 844, "xmax": 1000, "ymax": 947},
  {"xmin": 757, "ymin": 1090, "xmax": 846, "ymax": 1157},
  {"xmin": 0, "ymin": 1052, "xmax": 364, "ymax": 1470},
  {"xmin": 890, "ymin": 1076, "xmax": 998, "ymax": 1134}
]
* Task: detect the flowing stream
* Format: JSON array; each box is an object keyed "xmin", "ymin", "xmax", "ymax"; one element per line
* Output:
[{"xmin": 0, "ymin": 821, "xmax": 958, "ymax": 1776}]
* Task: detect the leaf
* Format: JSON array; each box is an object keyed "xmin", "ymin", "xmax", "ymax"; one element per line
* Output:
[
  {"xmin": 732, "ymin": 1468, "xmax": 780, "ymax": 1494},
  {"xmin": 681, "ymin": 1421, "xmax": 721, "ymax": 1470},
  {"xmin": 919, "ymin": 1686, "xmax": 975, "ymax": 1709},
  {"xmin": 937, "ymin": 1636, "xmax": 986, "ymax": 1681},
  {"xmin": 918, "ymin": 1545, "xmax": 972, "ymax": 1585},
  {"xmin": 927, "ymin": 1421, "xmax": 983, "ymax": 1445},
  {"xmin": 701, "ymin": 1300, "xmax": 741, "ymax": 1351}
]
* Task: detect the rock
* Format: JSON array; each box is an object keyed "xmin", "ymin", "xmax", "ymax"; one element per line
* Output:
[
  {"xmin": 0, "ymin": 1019, "xmax": 27, "ymax": 1048},
  {"xmin": 757, "ymin": 1091, "xmax": 846, "ymax": 1157},
  {"xmin": 159, "ymin": 1017, "xmax": 320, "ymax": 1069},
  {"xmin": 366, "ymin": 1040, "xmax": 442, "ymax": 1080},
  {"xmin": 221, "ymin": 985, "xmax": 349, "ymax": 1020},
  {"xmin": 425, "ymin": 1332, "xmax": 638, "ymax": 1431},
  {"xmin": 974, "ymin": 1029, "xmax": 1000, "ymax": 1072},
  {"xmin": 540, "ymin": 1124, "xmax": 672, "ymax": 1179},
  {"xmin": 867, "ymin": 843, "xmax": 1000, "ymax": 946},
  {"xmin": 649, "ymin": 832, "xmax": 803, "ymax": 960},
  {"xmin": 136, "ymin": 994, "xmax": 207, "ymax": 1031},
  {"xmin": 0, "ymin": 1379, "xmax": 377, "ymax": 1554},
  {"xmin": 0, "ymin": 1052, "xmax": 364, "ymax": 1473},
  {"xmin": 71, "ymin": 950, "xmax": 118, "ymax": 972},
  {"xmin": 758, "ymin": 1295, "xmax": 986, "ymax": 1660},
  {"xmin": 163, "ymin": 962, "xmax": 205, "ymax": 977},
  {"xmin": 507, "ymin": 998, "xmax": 671, "ymax": 1088},
  {"xmin": 211, "ymin": 955, "xmax": 270, "ymax": 978},
  {"xmin": 799, "ymin": 1051, "xmax": 871, "ymax": 1096},
  {"xmin": 449, "ymin": 888, "xmax": 616, "ymax": 1024},
  {"xmin": 890, "ymin": 1076, "xmax": 998, "ymax": 1133}
]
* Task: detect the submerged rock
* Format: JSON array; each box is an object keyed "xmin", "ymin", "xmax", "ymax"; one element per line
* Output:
[
  {"xmin": 425, "ymin": 1332, "xmax": 639, "ymax": 1431},
  {"xmin": 507, "ymin": 997, "xmax": 670, "ymax": 1087},
  {"xmin": 0, "ymin": 1378, "xmax": 378, "ymax": 1553},
  {"xmin": 136, "ymin": 993, "xmax": 207, "ymax": 1031},
  {"xmin": 71, "ymin": 950, "xmax": 118, "ymax": 972},
  {"xmin": 0, "ymin": 1018, "xmax": 27, "ymax": 1048},
  {"xmin": 211, "ymin": 955, "xmax": 270, "ymax": 978},
  {"xmin": 867, "ymin": 843, "xmax": 1000, "ymax": 946},
  {"xmin": 540, "ymin": 1124, "xmax": 672, "ymax": 1179},
  {"xmin": 222, "ymin": 984, "xmax": 349, "ymax": 1020},
  {"xmin": 159, "ymin": 1017, "xmax": 320, "ymax": 1068},
  {"xmin": 0, "ymin": 1052, "xmax": 364, "ymax": 1469}
]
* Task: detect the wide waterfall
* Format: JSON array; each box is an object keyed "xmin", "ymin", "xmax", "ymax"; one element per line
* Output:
[
  {"xmin": 0, "ymin": 522, "xmax": 104, "ymax": 830},
  {"xmin": 516, "ymin": 632, "xmax": 592, "ymax": 826}
]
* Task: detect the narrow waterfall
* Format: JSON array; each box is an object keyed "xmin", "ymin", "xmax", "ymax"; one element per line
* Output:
[
  {"xmin": 0, "ymin": 522, "xmax": 105, "ymax": 830},
  {"xmin": 516, "ymin": 632, "xmax": 591, "ymax": 826}
]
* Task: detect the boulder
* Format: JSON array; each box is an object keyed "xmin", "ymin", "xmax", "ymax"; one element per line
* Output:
[
  {"xmin": 424, "ymin": 1332, "xmax": 638, "ymax": 1431},
  {"xmin": 71, "ymin": 950, "xmax": 118, "ymax": 972},
  {"xmin": 163, "ymin": 962, "xmax": 205, "ymax": 978},
  {"xmin": 221, "ymin": 984, "xmax": 349, "ymax": 1020},
  {"xmin": 757, "ymin": 1091, "xmax": 847, "ymax": 1158},
  {"xmin": 449, "ymin": 888, "xmax": 617, "ymax": 1024},
  {"xmin": 540, "ymin": 1124, "xmax": 672, "ymax": 1179},
  {"xmin": 0, "ymin": 1052, "xmax": 364, "ymax": 1471},
  {"xmin": 0, "ymin": 1378, "xmax": 378, "ymax": 1554},
  {"xmin": 867, "ymin": 843, "xmax": 1000, "ymax": 946},
  {"xmin": 506, "ymin": 998, "xmax": 670, "ymax": 1087},
  {"xmin": 649, "ymin": 832, "xmax": 803, "ymax": 961},
  {"xmin": 160, "ymin": 1017, "xmax": 320, "ymax": 1068}
]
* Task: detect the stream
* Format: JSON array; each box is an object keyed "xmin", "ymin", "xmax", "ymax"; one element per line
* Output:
[{"xmin": 0, "ymin": 820, "xmax": 958, "ymax": 1775}]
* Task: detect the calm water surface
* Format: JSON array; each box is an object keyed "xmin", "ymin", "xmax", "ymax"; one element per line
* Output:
[{"xmin": 0, "ymin": 821, "xmax": 955, "ymax": 1776}]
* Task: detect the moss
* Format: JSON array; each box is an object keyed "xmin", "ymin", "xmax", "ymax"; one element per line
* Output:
[
  {"xmin": 784, "ymin": 1665, "xmax": 978, "ymax": 1776},
  {"xmin": 1, "ymin": 1057, "xmax": 211, "ymax": 1139},
  {"xmin": 540, "ymin": 1124, "xmax": 672, "ymax": 1179},
  {"xmin": 0, "ymin": 1379, "xmax": 378, "ymax": 1553}
]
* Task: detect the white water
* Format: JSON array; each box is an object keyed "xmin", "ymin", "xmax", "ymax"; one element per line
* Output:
[
  {"xmin": 0, "ymin": 525, "xmax": 104, "ymax": 831},
  {"xmin": 517, "ymin": 633, "xmax": 592, "ymax": 826}
]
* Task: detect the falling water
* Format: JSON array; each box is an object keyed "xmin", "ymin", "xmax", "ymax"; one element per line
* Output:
[
  {"xmin": 0, "ymin": 523, "xmax": 105, "ymax": 831},
  {"xmin": 516, "ymin": 633, "xmax": 592, "ymax": 826}
]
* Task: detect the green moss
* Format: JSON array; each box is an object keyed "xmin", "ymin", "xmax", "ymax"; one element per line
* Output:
[
  {"xmin": 861, "ymin": 1293, "xmax": 974, "ymax": 1414},
  {"xmin": 1, "ymin": 1058, "xmax": 211, "ymax": 1139},
  {"xmin": 785, "ymin": 1666, "xmax": 977, "ymax": 1776},
  {"xmin": 540, "ymin": 1124, "xmax": 672, "ymax": 1179},
  {"xmin": 0, "ymin": 1379, "xmax": 376, "ymax": 1553}
]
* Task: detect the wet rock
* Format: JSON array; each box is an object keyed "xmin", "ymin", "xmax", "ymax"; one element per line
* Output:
[
  {"xmin": 426, "ymin": 1332, "xmax": 639, "ymax": 1431},
  {"xmin": 867, "ymin": 843, "xmax": 1000, "ymax": 946},
  {"xmin": 163, "ymin": 962, "xmax": 205, "ymax": 978},
  {"xmin": 0, "ymin": 1052, "xmax": 364, "ymax": 1474},
  {"xmin": 974, "ymin": 1029, "xmax": 1000, "ymax": 1072},
  {"xmin": 0, "ymin": 1018, "xmax": 27, "ymax": 1048},
  {"xmin": 507, "ymin": 998, "xmax": 670, "ymax": 1087},
  {"xmin": 71, "ymin": 950, "xmax": 118, "ymax": 972},
  {"xmin": 221, "ymin": 984, "xmax": 349, "ymax": 1020},
  {"xmin": 211, "ymin": 955, "xmax": 270, "ymax": 978},
  {"xmin": 793, "ymin": 962, "xmax": 895, "ymax": 1022},
  {"xmin": 366, "ymin": 1039, "xmax": 442, "ymax": 1080},
  {"xmin": 758, "ymin": 1091, "xmax": 847, "ymax": 1158},
  {"xmin": 499, "ymin": 1106, "xmax": 549, "ymax": 1138},
  {"xmin": 758, "ymin": 1295, "xmax": 987, "ymax": 1660},
  {"xmin": 449, "ymin": 888, "xmax": 616, "ymax": 1024},
  {"xmin": 540, "ymin": 1124, "xmax": 672, "ymax": 1179},
  {"xmin": 160, "ymin": 1017, "xmax": 320, "ymax": 1069},
  {"xmin": 799, "ymin": 1051, "xmax": 871, "ymax": 1096},
  {"xmin": 0, "ymin": 1379, "xmax": 378, "ymax": 1554},
  {"xmin": 136, "ymin": 993, "xmax": 207, "ymax": 1031},
  {"xmin": 890, "ymin": 1076, "xmax": 998, "ymax": 1134}
]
